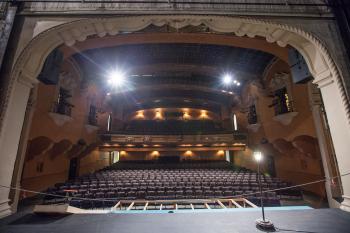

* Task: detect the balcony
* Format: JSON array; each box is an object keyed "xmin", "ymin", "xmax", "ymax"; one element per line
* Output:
[
  {"xmin": 100, "ymin": 131, "xmax": 247, "ymax": 150},
  {"xmin": 49, "ymin": 102, "xmax": 73, "ymax": 126},
  {"xmin": 85, "ymin": 115, "xmax": 99, "ymax": 133},
  {"xmin": 272, "ymin": 100, "xmax": 298, "ymax": 125}
]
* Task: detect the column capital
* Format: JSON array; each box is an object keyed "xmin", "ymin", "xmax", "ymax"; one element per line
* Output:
[{"xmin": 17, "ymin": 72, "xmax": 39, "ymax": 88}]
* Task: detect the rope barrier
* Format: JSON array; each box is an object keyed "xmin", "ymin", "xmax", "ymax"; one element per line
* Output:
[{"xmin": 0, "ymin": 171, "xmax": 349, "ymax": 204}]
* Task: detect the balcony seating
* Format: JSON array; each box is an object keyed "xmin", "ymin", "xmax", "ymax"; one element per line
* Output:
[{"xmin": 44, "ymin": 161, "xmax": 302, "ymax": 209}]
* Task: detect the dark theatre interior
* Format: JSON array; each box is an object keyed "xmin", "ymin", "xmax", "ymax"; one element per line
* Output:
[{"xmin": 1, "ymin": 1, "xmax": 350, "ymax": 233}]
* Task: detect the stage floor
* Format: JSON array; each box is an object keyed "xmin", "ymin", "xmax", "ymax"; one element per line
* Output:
[{"xmin": 1, "ymin": 208, "xmax": 350, "ymax": 233}]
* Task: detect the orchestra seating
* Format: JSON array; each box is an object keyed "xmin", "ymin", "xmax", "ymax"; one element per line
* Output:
[
  {"xmin": 44, "ymin": 161, "xmax": 302, "ymax": 209},
  {"xmin": 122, "ymin": 120, "xmax": 223, "ymax": 134}
]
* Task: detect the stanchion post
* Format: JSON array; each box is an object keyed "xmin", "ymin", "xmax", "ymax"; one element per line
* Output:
[{"xmin": 254, "ymin": 151, "xmax": 275, "ymax": 231}]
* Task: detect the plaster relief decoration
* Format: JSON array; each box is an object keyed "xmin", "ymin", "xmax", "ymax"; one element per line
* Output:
[
  {"xmin": 26, "ymin": 136, "xmax": 54, "ymax": 161},
  {"xmin": 85, "ymin": 124, "xmax": 99, "ymax": 133},
  {"xmin": 272, "ymin": 138, "xmax": 294, "ymax": 155},
  {"xmin": 59, "ymin": 70, "xmax": 80, "ymax": 95},
  {"xmin": 49, "ymin": 112, "xmax": 73, "ymax": 126},
  {"xmin": 49, "ymin": 71, "xmax": 78, "ymax": 126},
  {"xmin": 78, "ymin": 143, "xmax": 99, "ymax": 159},
  {"xmin": 292, "ymin": 135, "xmax": 320, "ymax": 159},
  {"xmin": 272, "ymin": 136, "xmax": 320, "ymax": 160},
  {"xmin": 273, "ymin": 111, "xmax": 298, "ymax": 126},
  {"xmin": 269, "ymin": 72, "xmax": 298, "ymax": 125},
  {"xmin": 67, "ymin": 143, "xmax": 86, "ymax": 159},
  {"xmin": 49, "ymin": 139, "xmax": 73, "ymax": 160},
  {"xmin": 247, "ymin": 123, "xmax": 261, "ymax": 132},
  {"xmin": 241, "ymin": 83, "xmax": 261, "ymax": 132}
]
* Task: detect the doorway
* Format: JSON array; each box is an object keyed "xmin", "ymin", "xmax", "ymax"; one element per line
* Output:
[{"xmin": 68, "ymin": 157, "xmax": 79, "ymax": 180}]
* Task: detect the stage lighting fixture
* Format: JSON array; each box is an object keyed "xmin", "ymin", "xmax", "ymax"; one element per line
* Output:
[
  {"xmin": 107, "ymin": 70, "xmax": 126, "ymax": 87},
  {"xmin": 222, "ymin": 74, "xmax": 233, "ymax": 85}
]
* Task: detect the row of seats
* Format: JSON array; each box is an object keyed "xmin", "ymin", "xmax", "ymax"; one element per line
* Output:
[{"xmin": 45, "ymin": 161, "xmax": 302, "ymax": 209}]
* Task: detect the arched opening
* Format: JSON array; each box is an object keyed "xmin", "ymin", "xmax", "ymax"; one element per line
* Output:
[{"xmin": 1, "ymin": 15, "xmax": 350, "ymax": 217}]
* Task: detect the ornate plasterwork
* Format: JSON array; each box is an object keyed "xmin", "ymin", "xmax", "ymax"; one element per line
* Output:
[
  {"xmin": 48, "ymin": 112, "xmax": 73, "ymax": 126},
  {"xmin": 84, "ymin": 124, "xmax": 99, "ymax": 134},
  {"xmin": 0, "ymin": 15, "xmax": 348, "ymax": 137},
  {"xmin": 0, "ymin": 15, "xmax": 350, "ymax": 213},
  {"xmin": 268, "ymin": 72, "xmax": 290, "ymax": 91},
  {"xmin": 246, "ymin": 123, "xmax": 261, "ymax": 133},
  {"xmin": 273, "ymin": 111, "xmax": 299, "ymax": 126}
]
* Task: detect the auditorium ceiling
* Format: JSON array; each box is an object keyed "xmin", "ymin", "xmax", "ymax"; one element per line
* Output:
[
  {"xmin": 73, "ymin": 42, "xmax": 275, "ymax": 110},
  {"xmin": 74, "ymin": 43, "xmax": 274, "ymax": 82}
]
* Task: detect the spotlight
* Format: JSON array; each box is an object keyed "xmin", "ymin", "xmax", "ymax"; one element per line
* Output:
[
  {"xmin": 237, "ymin": 82, "xmax": 241, "ymax": 86},
  {"xmin": 107, "ymin": 70, "xmax": 126, "ymax": 87},
  {"xmin": 222, "ymin": 74, "xmax": 233, "ymax": 85}
]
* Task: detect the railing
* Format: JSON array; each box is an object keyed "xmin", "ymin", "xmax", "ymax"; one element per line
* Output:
[
  {"xmin": 273, "ymin": 100, "xmax": 295, "ymax": 116},
  {"xmin": 87, "ymin": 115, "xmax": 98, "ymax": 126},
  {"xmin": 100, "ymin": 131, "xmax": 247, "ymax": 145},
  {"xmin": 111, "ymin": 198, "xmax": 257, "ymax": 212},
  {"xmin": 51, "ymin": 102, "xmax": 72, "ymax": 116},
  {"xmin": 247, "ymin": 112, "xmax": 258, "ymax": 125}
]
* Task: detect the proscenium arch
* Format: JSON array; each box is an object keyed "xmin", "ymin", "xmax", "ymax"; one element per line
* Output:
[
  {"xmin": 10, "ymin": 16, "xmax": 350, "ymax": 119},
  {"xmin": 3, "ymin": 15, "xmax": 350, "ymax": 212}
]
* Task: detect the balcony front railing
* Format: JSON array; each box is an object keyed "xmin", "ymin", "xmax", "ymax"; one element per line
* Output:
[
  {"xmin": 100, "ymin": 131, "xmax": 247, "ymax": 145},
  {"xmin": 51, "ymin": 102, "xmax": 72, "ymax": 117},
  {"xmin": 87, "ymin": 115, "xmax": 98, "ymax": 126},
  {"xmin": 274, "ymin": 100, "xmax": 295, "ymax": 116}
]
